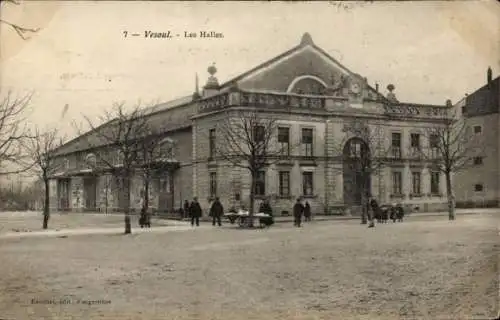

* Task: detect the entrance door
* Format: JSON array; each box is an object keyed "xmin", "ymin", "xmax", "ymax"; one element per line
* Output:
[
  {"xmin": 342, "ymin": 138, "xmax": 371, "ymax": 206},
  {"xmin": 57, "ymin": 179, "xmax": 70, "ymax": 210},
  {"xmin": 83, "ymin": 177, "xmax": 97, "ymax": 211},
  {"xmin": 158, "ymin": 175, "xmax": 174, "ymax": 213}
]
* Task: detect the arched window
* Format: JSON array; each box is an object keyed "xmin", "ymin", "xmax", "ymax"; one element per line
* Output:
[
  {"xmin": 85, "ymin": 153, "xmax": 97, "ymax": 169},
  {"xmin": 287, "ymin": 75, "xmax": 327, "ymax": 95},
  {"xmin": 157, "ymin": 137, "xmax": 175, "ymax": 159}
]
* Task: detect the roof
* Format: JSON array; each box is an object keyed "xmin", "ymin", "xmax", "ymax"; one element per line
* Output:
[
  {"xmin": 218, "ymin": 33, "xmax": 388, "ymax": 102},
  {"xmin": 464, "ymin": 76, "xmax": 500, "ymax": 117},
  {"xmin": 52, "ymin": 97, "xmax": 196, "ymax": 157}
]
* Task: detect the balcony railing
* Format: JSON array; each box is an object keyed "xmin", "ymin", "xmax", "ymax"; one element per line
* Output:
[
  {"xmin": 197, "ymin": 90, "xmax": 451, "ymax": 120},
  {"xmin": 383, "ymin": 103, "xmax": 449, "ymax": 119},
  {"xmin": 389, "ymin": 147, "xmax": 402, "ymax": 159},
  {"xmin": 240, "ymin": 92, "xmax": 325, "ymax": 109},
  {"xmin": 198, "ymin": 91, "xmax": 327, "ymax": 113}
]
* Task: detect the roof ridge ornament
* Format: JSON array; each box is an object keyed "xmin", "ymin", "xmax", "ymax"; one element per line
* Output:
[{"xmin": 300, "ymin": 32, "xmax": 314, "ymax": 46}]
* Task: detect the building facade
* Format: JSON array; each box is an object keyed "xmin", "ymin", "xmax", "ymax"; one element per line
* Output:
[
  {"xmin": 453, "ymin": 69, "xmax": 500, "ymax": 208},
  {"xmin": 49, "ymin": 33, "xmax": 453, "ymax": 216}
]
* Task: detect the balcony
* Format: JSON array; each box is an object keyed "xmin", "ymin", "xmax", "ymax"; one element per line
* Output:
[
  {"xmin": 383, "ymin": 103, "xmax": 449, "ymax": 119},
  {"xmin": 198, "ymin": 90, "xmax": 327, "ymax": 113}
]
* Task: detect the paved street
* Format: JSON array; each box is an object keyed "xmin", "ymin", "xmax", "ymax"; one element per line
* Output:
[{"xmin": 0, "ymin": 212, "xmax": 498, "ymax": 319}]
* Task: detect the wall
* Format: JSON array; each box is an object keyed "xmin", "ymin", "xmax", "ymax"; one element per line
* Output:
[{"xmin": 454, "ymin": 113, "xmax": 500, "ymax": 206}]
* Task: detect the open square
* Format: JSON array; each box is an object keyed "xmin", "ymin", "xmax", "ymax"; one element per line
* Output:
[{"xmin": 0, "ymin": 213, "xmax": 498, "ymax": 320}]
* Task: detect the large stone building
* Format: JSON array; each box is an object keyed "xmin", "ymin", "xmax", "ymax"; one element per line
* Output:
[
  {"xmin": 49, "ymin": 33, "xmax": 453, "ymax": 216},
  {"xmin": 453, "ymin": 69, "xmax": 500, "ymax": 208}
]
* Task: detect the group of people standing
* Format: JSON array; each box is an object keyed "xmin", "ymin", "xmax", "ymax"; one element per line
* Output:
[
  {"xmin": 180, "ymin": 197, "xmax": 315, "ymax": 228},
  {"xmin": 292, "ymin": 198, "xmax": 312, "ymax": 227}
]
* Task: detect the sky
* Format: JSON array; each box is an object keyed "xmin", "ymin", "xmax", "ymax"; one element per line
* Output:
[{"xmin": 0, "ymin": 0, "xmax": 499, "ymax": 141}]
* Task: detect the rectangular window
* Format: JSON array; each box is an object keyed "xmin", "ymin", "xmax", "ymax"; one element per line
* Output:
[
  {"xmin": 392, "ymin": 171, "xmax": 402, "ymax": 195},
  {"xmin": 430, "ymin": 171, "xmax": 440, "ymax": 194},
  {"xmin": 253, "ymin": 125, "xmax": 265, "ymax": 143},
  {"xmin": 278, "ymin": 127, "xmax": 290, "ymax": 156},
  {"xmin": 473, "ymin": 157, "xmax": 483, "ymax": 165},
  {"xmin": 301, "ymin": 128, "xmax": 313, "ymax": 157},
  {"xmin": 429, "ymin": 134, "xmax": 439, "ymax": 148},
  {"xmin": 209, "ymin": 172, "xmax": 217, "ymax": 198},
  {"xmin": 391, "ymin": 132, "xmax": 402, "ymax": 158},
  {"xmin": 255, "ymin": 171, "xmax": 266, "ymax": 196},
  {"xmin": 412, "ymin": 171, "xmax": 421, "ymax": 195},
  {"xmin": 429, "ymin": 134, "xmax": 440, "ymax": 158},
  {"xmin": 209, "ymin": 129, "xmax": 216, "ymax": 159},
  {"xmin": 302, "ymin": 172, "xmax": 314, "ymax": 196},
  {"xmin": 410, "ymin": 133, "xmax": 420, "ymax": 149},
  {"xmin": 474, "ymin": 183, "xmax": 483, "ymax": 192},
  {"xmin": 278, "ymin": 171, "xmax": 290, "ymax": 197},
  {"xmin": 474, "ymin": 125, "xmax": 482, "ymax": 134}
]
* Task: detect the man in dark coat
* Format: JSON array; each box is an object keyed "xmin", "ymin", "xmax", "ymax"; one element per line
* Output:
[
  {"xmin": 209, "ymin": 197, "xmax": 224, "ymax": 227},
  {"xmin": 368, "ymin": 197, "xmax": 378, "ymax": 228},
  {"xmin": 189, "ymin": 197, "xmax": 202, "ymax": 227},
  {"xmin": 258, "ymin": 199, "xmax": 274, "ymax": 227},
  {"xmin": 304, "ymin": 201, "xmax": 312, "ymax": 222},
  {"xmin": 183, "ymin": 200, "xmax": 190, "ymax": 219},
  {"xmin": 293, "ymin": 198, "xmax": 304, "ymax": 227}
]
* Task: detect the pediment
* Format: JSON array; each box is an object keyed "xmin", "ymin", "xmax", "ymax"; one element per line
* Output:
[
  {"xmin": 219, "ymin": 37, "xmax": 383, "ymax": 102},
  {"xmin": 234, "ymin": 45, "xmax": 350, "ymax": 93}
]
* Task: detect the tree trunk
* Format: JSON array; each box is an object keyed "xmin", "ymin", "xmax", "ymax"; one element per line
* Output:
[
  {"xmin": 248, "ymin": 173, "xmax": 256, "ymax": 228},
  {"xmin": 360, "ymin": 192, "xmax": 368, "ymax": 224},
  {"xmin": 445, "ymin": 171, "xmax": 455, "ymax": 220},
  {"xmin": 122, "ymin": 176, "xmax": 132, "ymax": 234},
  {"xmin": 143, "ymin": 175, "xmax": 150, "ymax": 211},
  {"xmin": 43, "ymin": 178, "xmax": 50, "ymax": 229}
]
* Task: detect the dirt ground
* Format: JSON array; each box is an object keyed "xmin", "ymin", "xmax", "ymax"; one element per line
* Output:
[{"xmin": 0, "ymin": 213, "xmax": 498, "ymax": 320}]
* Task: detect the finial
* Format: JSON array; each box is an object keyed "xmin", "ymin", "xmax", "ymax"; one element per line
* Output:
[
  {"xmin": 204, "ymin": 62, "xmax": 219, "ymax": 90},
  {"xmin": 387, "ymin": 84, "xmax": 395, "ymax": 92},
  {"xmin": 208, "ymin": 63, "xmax": 217, "ymax": 76},
  {"xmin": 195, "ymin": 73, "xmax": 199, "ymax": 93},
  {"xmin": 300, "ymin": 32, "xmax": 314, "ymax": 46}
]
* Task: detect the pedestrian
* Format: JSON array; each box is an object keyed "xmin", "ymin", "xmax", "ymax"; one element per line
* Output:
[
  {"xmin": 293, "ymin": 198, "xmax": 304, "ymax": 227},
  {"xmin": 304, "ymin": 201, "xmax": 311, "ymax": 222},
  {"xmin": 368, "ymin": 196, "xmax": 378, "ymax": 228},
  {"xmin": 183, "ymin": 200, "xmax": 190, "ymax": 219},
  {"xmin": 189, "ymin": 197, "xmax": 202, "ymax": 227},
  {"xmin": 258, "ymin": 198, "xmax": 274, "ymax": 227},
  {"xmin": 209, "ymin": 197, "xmax": 224, "ymax": 227}
]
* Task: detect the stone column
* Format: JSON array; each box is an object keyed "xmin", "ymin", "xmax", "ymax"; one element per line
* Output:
[
  {"xmin": 70, "ymin": 176, "xmax": 84, "ymax": 212},
  {"xmin": 403, "ymin": 164, "xmax": 411, "ymax": 200},
  {"xmin": 48, "ymin": 179, "xmax": 58, "ymax": 211}
]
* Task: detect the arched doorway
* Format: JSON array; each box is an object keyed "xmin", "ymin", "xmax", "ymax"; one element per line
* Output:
[{"xmin": 343, "ymin": 137, "xmax": 371, "ymax": 206}]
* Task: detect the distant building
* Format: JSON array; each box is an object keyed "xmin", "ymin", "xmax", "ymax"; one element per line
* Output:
[
  {"xmin": 453, "ymin": 68, "xmax": 500, "ymax": 208},
  {"xmin": 49, "ymin": 33, "xmax": 453, "ymax": 215}
]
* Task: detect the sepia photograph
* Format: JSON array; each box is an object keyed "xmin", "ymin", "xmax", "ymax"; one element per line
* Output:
[{"xmin": 0, "ymin": 1, "xmax": 499, "ymax": 319}]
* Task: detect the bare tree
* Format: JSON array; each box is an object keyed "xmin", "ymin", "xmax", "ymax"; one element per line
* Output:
[
  {"xmin": 0, "ymin": 91, "xmax": 33, "ymax": 175},
  {"xmin": 214, "ymin": 108, "xmax": 294, "ymax": 227},
  {"xmin": 25, "ymin": 127, "xmax": 61, "ymax": 229},
  {"xmin": 419, "ymin": 109, "xmax": 483, "ymax": 220},
  {"xmin": 0, "ymin": 0, "xmax": 39, "ymax": 40},
  {"xmin": 136, "ymin": 125, "xmax": 176, "ymax": 216},
  {"xmin": 79, "ymin": 103, "xmax": 151, "ymax": 234},
  {"xmin": 334, "ymin": 118, "xmax": 391, "ymax": 225}
]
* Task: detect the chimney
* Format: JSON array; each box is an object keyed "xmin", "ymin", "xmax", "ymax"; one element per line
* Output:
[
  {"xmin": 375, "ymin": 83, "xmax": 379, "ymax": 92},
  {"xmin": 487, "ymin": 66, "xmax": 492, "ymax": 84}
]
